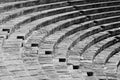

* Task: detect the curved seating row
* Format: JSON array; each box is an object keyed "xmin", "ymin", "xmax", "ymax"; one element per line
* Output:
[
  {"xmin": 54, "ymin": 10, "xmax": 120, "ymax": 50},
  {"xmin": 52, "ymin": 15, "xmax": 120, "ymax": 58},
  {"xmin": 27, "ymin": 0, "xmax": 120, "ymax": 79},
  {"xmin": 1, "ymin": 0, "xmax": 120, "ymax": 36},
  {"xmin": 1, "ymin": 0, "xmax": 120, "ymax": 80}
]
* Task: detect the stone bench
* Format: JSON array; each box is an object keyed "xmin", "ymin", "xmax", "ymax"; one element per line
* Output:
[
  {"xmin": 68, "ymin": 15, "xmax": 120, "ymax": 51},
  {"xmin": 2, "ymin": 0, "xmax": 120, "ymax": 39},
  {"xmin": 53, "ymin": 10, "xmax": 120, "ymax": 51},
  {"xmin": 0, "ymin": 1, "xmax": 68, "ymax": 24}
]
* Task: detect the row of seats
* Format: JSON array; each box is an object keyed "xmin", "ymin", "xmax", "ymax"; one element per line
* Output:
[{"xmin": 1, "ymin": 0, "xmax": 120, "ymax": 80}]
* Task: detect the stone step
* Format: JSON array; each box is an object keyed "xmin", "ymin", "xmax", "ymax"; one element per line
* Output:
[{"xmin": 0, "ymin": 1, "xmax": 68, "ymax": 24}]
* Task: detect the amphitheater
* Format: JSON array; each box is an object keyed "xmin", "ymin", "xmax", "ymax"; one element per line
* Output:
[{"xmin": 1, "ymin": 0, "xmax": 120, "ymax": 80}]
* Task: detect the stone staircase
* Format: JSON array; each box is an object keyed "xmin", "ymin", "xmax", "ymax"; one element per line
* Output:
[{"xmin": 1, "ymin": 0, "xmax": 120, "ymax": 80}]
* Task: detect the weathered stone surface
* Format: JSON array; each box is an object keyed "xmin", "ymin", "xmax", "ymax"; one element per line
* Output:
[{"xmin": 1, "ymin": 0, "xmax": 120, "ymax": 80}]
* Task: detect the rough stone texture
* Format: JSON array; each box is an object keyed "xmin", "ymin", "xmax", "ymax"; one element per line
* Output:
[{"xmin": 0, "ymin": 0, "xmax": 120, "ymax": 80}]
